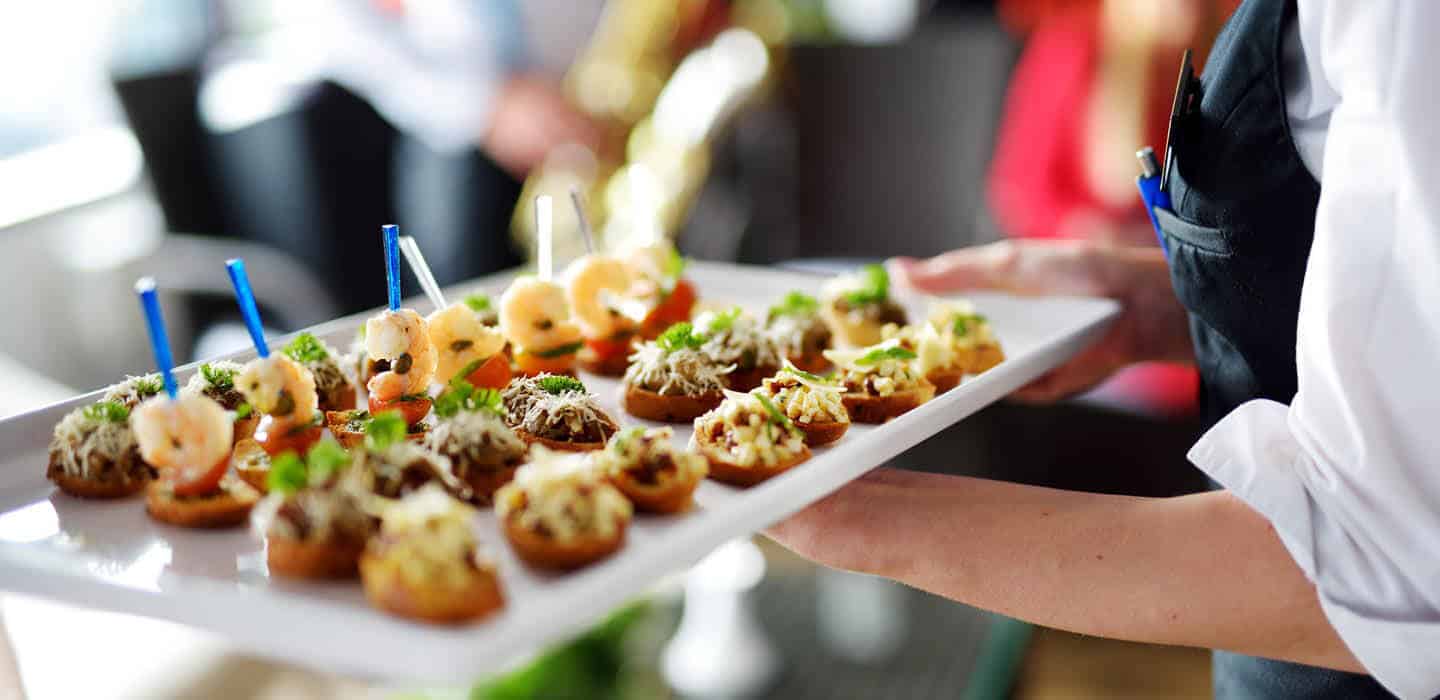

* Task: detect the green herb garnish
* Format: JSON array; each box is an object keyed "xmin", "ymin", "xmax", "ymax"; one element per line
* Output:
[
  {"xmin": 781, "ymin": 364, "xmax": 834, "ymax": 384},
  {"xmin": 365, "ymin": 411, "xmax": 408, "ymax": 451},
  {"xmin": 753, "ymin": 391, "xmax": 801, "ymax": 438},
  {"xmin": 199, "ymin": 363, "xmax": 237, "ymax": 392},
  {"xmin": 537, "ymin": 375, "xmax": 586, "ymax": 395},
  {"xmin": 234, "ymin": 403, "xmax": 253, "ymax": 420},
  {"xmin": 266, "ymin": 452, "xmax": 308, "ymax": 493},
  {"xmin": 657, "ymin": 322, "xmax": 706, "ymax": 353},
  {"xmin": 768, "ymin": 291, "xmax": 818, "ymax": 321},
  {"xmin": 453, "ymin": 357, "xmax": 485, "ymax": 384},
  {"xmin": 532, "ymin": 341, "xmax": 584, "ymax": 359},
  {"xmin": 613, "ymin": 426, "xmax": 646, "ymax": 454},
  {"xmin": 842, "ymin": 264, "xmax": 889, "ymax": 306},
  {"xmin": 434, "ymin": 379, "xmax": 505, "ymax": 418},
  {"xmin": 83, "ymin": 401, "xmax": 130, "ymax": 423},
  {"xmin": 132, "ymin": 375, "xmax": 164, "ymax": 399},
  {"xmin": 703, "ymin": 306, "xmax": 742, "ymax": 334},
  {"xmin": 282, "ymin": 332, "xmax": 330, "ymax": 364},
  {"xmin": 856, "ymin": 345, "xmax": 917, "ymax": 365},
  {"xmin": 463, "ymin": 293, "xmax": 492, "ymax": 313},
  {"xmin": 665, "ymin": 247, "xmax": 688, "ymax": 279},
  {"xmin": 951, "ymin": 313, "xmax": 988, "ymax": 337},
  {"xmin": 306, "ymin": 438, "xmax": 350, "ymax": 478}
]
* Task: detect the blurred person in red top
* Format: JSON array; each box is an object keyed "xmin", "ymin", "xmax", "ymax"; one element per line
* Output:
[{"xmin": 984, "ymin": 0, "xmax": 1238, "ymax": 416}]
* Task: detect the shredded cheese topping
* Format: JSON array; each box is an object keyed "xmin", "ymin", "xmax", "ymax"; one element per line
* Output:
[
  {"xmin": 502, "ymin": 375, "xmax": 618, "ymax": 443},
  {"xmin": 364, "ymin": 441, "xmax": 468, "ymax": 500},
  {"xmin": 928, "ymin": 301, "xmax": 1000, "ymax": 350},
  {"xmin": 102, "ymin": 374, "xmax": 164, "ymax": 409},
  {"xmin": 592, "ymin": 427, "xmax": 708, "ymax": 487},
  {"xmin": 759, "ymin": 373, "xmax": 848, "ymax": 425},
  {"xmin": 881, "ymin": 323, "xmax": 958, "ymax": 377},
  {"xmin": 495, "ymin": 448, "xmax": 632, "ymax": 542},
  {"xmin": 624, "ymin": 343, "xmax": 731, "ymax": 396},
  {"xmin": 765, "ymin": 313, "xmax": 831, "ymax": 358},
  {"xmin": 373, "ymin": 484, "xmax": 493, "ymax": 589},
  {"xmin": 824, "ymin": 341, "xmax": 928, "ymax": 397},
  {"xmin": 696, "ymin": 311, "xmax": 781, "ymax": 371},
  {"xmin": 424, "ymin": 410, "xmax": 526, "ymax": 473},
  {"xmin": 693, "ymin": 393, "xmax": 806, "ymax": 468},
  {"xmin": 251, "ymin": 467, "xmax": 374, "ymax": 544},
  {"xmin": 48, "ymin": 407, "xmax": 143, "ymax": 480}
]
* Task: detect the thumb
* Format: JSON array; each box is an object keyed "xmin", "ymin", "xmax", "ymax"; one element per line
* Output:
[{"xmin": 889, "ymin": 244, "xmax": 1011, "ymax": 294}]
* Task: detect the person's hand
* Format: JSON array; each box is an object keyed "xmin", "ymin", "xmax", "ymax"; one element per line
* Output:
[
  {"xmin": 889, "ymin": 239, "xmax": 1192, "ymax": 402},
  {"xmin": 482, "ymin": 75, "xmax": 604, "ymax": 178}
]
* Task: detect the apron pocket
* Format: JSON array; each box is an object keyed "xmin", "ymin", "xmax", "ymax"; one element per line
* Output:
[{"xmin": 1154, "ymin": 207, "xmax": 1233, "ymax": 256}]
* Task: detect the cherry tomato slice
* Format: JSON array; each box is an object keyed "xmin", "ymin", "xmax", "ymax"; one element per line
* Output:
[
  {"xmin": 514, "ymin": 350, "xmax": 577, "ymax": 377},
  {"xmin": 464, "ymin": 353, "xmax": 513, "ymax": 390},
  {"xmin": 368, "ymin": 395, "xmax": 433, "ymax": 426},
  {"xmin": 165, "ymin": 456, "xmax": 230, "ymax": 498},
  {"xmin": 254, "ymin": 414, "xmax": 324, "ymax": 458},
  {"xmin": 643, "ymin": 278, "xmax": 697, "ymax": 337},
  {"xmin": 584, "ymin": 333, "xmax": 634, "ymax": 363}
]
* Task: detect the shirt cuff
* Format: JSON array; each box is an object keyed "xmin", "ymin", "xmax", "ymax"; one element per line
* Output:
[{"xmin": 1189, "ymin": 399, "xmax": 1440, "ymax": 699}]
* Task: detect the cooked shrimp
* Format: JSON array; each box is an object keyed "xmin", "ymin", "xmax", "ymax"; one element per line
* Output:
[
  {"xmin": 624, "ymin": 240, "xmax": 676, "ymax": 284},
  {"xmin": 238, "ymin": 355, "xmax": 320, "ymax": 420},
  {"xmin": 499, "ymin": 276, "xmax": 583, "ymax": 351},
  {"xmin": 132, "ymin": 394, "xmax": 234, "ymax": 471},
  {"xmin": 365, "ymin": 308, "xmax": 438, "ymax": 400},
  {"xmin": 564, "ymin": 255, "xmax": 639, "ymax": 339},
  {"xmin": 427, "ymin": 302, "xmax": 507, "ymax": 381}
]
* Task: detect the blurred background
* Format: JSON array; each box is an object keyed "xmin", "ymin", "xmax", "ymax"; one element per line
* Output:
[{"xmin": 0, "ymin": 0, "xmax": 1238, "ymax": 697}]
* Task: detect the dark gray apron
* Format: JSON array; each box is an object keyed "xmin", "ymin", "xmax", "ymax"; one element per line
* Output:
[{"xmin": 1158, "ymin": 0, "xmax": 1395, "ymax": 697}]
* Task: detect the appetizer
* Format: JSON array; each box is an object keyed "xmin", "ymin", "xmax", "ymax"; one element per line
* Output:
[
  {"xmin": 184, "ymin": 361, "xmax": 258, "ymax": 442},
  {"xmin": 622, "ymin": 322, "xmax": 731, "ymax": 422},
  {"xmin": 362, "ymin": 484, "xmax": 505, "ymax": 624},
  {"xmin": 825, "ymin": 340, "xmax": 936, "ymax": 423},
  {"xmin": 499, "ymin": 276, "xmax": 583, "ymax": 377},
  {"xmin": 502, "ymin": 374, "xmax": 619, "ymax": 452},
  {"xmin": 461, "ymin": 292, "xmax": 500, "ymax": 327},
  {"xmin": 47, "ymin": 400, "xmax": 152, "ymax": 498},
  {"xmin": 133, "ymin": 393, "xmax": 259, "ymax": 528},
  {"xmin": 565, "ymin": 254, "xmax": 643, "ymax": 377},
  {"xmin": 425, "ymin": 381, "xmax": 527, "ymax": 504},
  {"xmin": 357, "ymin": 411, "xmax": 469, "ymax": 501},
  {"xmin": 235, "ymin": 353, "xmax": 325, "ymax": 483},
  {"xmin": 252, "ymin": 439, "xmax": 375, "ymax": 579},
  {"xmin": 930, "ymin": 301, "xmax": 1005, "ymax": 375},
  {"xmin": 765, "ymin": 291, "xmax": 833, "ymax": 374},
  {"xmin": 692, "ymin": 390, "xmax": 811, "ymax": 487},
  {"xmin": 695, "ymin": 307, "xmax": 781, "ymax": 392},
  {"xmin": 881, "ymin": 322, "xmax": 964, "ymax": 393},
  {"xmin": 592, "ymin": 427, "xmax": 707, "ymax": 513},
  {"xmin": 282, "ymin": 332, "xmax": 357, "ymax": 412},
  {"xmin": 625, "ymin": 240, "xmax": 697, "ymax": 339},
  {"xmin": 363, "ymin": 308, "xmax": 438, "ymax": 429},
  {"xmin": 495, "ymin": 447, "xmax": 632, "ymax": 570},
  {"xmin": 102, "ymin": 373, "xmax": 165, "ymax": 410},
  {"xmin": 426, "ymin": 301, "xmax": 511, "ymax": 390},
  {"xmin": 324, "ymin": 408, "xmax": 427, "ymax": 449},
  {"xmin": 755, "ymin": 363, "xmax": 851, "ymax": 447},
  {"xmin": 820, "ymin": 264, "xmax": 908, "ymax": 348}
]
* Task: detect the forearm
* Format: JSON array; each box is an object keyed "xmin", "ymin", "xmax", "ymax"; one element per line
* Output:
[{"xmin": 769, "ymin": 468, "xmax": 1359, "ymax": 671}]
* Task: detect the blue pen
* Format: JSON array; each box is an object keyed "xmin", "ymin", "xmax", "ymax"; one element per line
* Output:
[{"xmin": 1135, "ymin": 146, "xmax": 1171, "ymax": 257}]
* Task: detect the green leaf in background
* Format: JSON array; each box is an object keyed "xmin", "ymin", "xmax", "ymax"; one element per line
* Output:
[
  {"xmin": 767, "ymin": 290, "xmax": 819, "ymax": 321},
  {"xmin": 463, "ymin": 294, "xmax": 492, "ymax": 313},
  {"xmin": 266, "ymin": 452, "xmax": 307, "ymax": 494},
  {"xmin": 842, "ymin": 263, "xmax": 889, "ymax": 306},
  {"xmin": 283, "ymin": 332, "xmax": 330, "ymax": 364}
]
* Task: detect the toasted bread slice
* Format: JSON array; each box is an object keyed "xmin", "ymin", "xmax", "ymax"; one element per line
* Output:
[
  {"xmin": 233, "ymin": 414, "xmax": 260, "ymax": 444},
  {"xmin": 325, "ymin": 411, "xmax": 427, "ymax": 449},
  {"xmin": 502, "ymin": 514, "xmax": 626, "ymax": 570},
  {"xmin": 957, "ymin": 344, "xmax": 1005, "ymax": 375},
  {"xmin": 842, "ymin": 383, "xmax": 936, "ymax": 424},
  {"xmin": 694, "ymin": 429, "xmax": 810, "ymax": 487},
  {"xmin": 786, "ymin": 352, "xmax": 831, "ymax": 376},
  {"xmin": 793, "ymin": 419, "xmax": 849, "ymax": 447},
  {"xmin": 608, "ymin": 472, "xmax": 700, "ymax": 514},
  {"xmin": 50, "ymin": 471, "xmax": 149, "ymax": 499},
  {"xmin": 726, "ymin": 365, "xmax": 779, "ymax": 393},
  {"xmin": 145, "ymin": 478, "xmax": 259, "ymax": 529},
  {"xmin": 360, "ymin": 553, "xmax": 505, "ymax": 624},
  {"xmin": 514, "ymin": 429, "xmax": 607, "ymax": 453},
  {"xmin": 622, "ymin": 384, "xmax": 722, "ymax": 423},
  {"xmin": 231, "ymin": 438, "xmax": 270, "ymax": 492},
  {"xmin": 267, "ymin": 533, "xmax": 366, "ymax": 579},
  {"xmin": 926, "ymin": 368, "xmax": 963, "ymax": 394},
  {"xmin": 459, "ymin": 463, "xmax": 521, "ymax": 506}
]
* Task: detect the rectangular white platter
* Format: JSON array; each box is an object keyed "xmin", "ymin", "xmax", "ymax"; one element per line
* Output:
[{"xmin": 0, "ymin": 261, "xmax": 1117, "ymax": 683}]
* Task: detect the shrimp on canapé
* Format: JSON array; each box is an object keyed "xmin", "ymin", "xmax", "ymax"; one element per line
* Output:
[
  {"xmin": 427, "ymin": 302, "xmax": 507, "ymax": 383},
  {"xmin": 564, "ymin": 255, "xmax": 640, "ymax": 340},
  {"xmin": 365, "ymin": 308, "xmax": 438, "ymax": 402},
  {"xmin": 500, "ymin": 276, "xmax": 584, "ymax": 376},
  {"xmin": 237, "ymin": 354, "xmax": 320, "ymax": 421},
  {"xmin": 132, "ymin": 394, "xmax": 234, "ymax": 476}
]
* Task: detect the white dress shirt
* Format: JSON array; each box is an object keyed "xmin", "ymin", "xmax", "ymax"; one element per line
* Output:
[{"xmin": 1187, "ymin": 2, "xmax": 1440, "ymax": 697}]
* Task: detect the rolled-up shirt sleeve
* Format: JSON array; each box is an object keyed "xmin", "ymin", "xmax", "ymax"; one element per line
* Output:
[{"xmin": 1187, "ymin": 2, "xmax": 1440, "ymax": 697}]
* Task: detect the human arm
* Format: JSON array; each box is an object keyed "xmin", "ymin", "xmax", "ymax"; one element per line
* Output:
[
  {"xmin": 891, "ymin": 239, "xmax": 1193, "ymax": 402},
  {"xmin": 768, "ymin": 468, "xmax": 1362, "ymax": 672}
]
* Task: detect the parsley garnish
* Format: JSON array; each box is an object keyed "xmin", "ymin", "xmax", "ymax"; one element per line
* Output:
[
  {"xmin": 856, "ymin": 345, "xmax": 917, "ymax": 365},
  {"xmin": 537, "ymin": 375, "xmax": 586, "ymax": 395},
  {"xmin": 364, "ymin": 411, "xmax": 408, "ymax": 451},
  {"xmin": 133, "ymin": 375, "xmax": 164, "ymax": 398},
  {"xmin": 768, "ymin": 291, "xmax": 818, "ymax": 321},
  {"xmin": 753, "ymin": 392, "xmax": 801, "ymax": 438},
  {"xmin": 266, "ymin": 452, "xmax": 308, "ymax": 493},
  {"xmin": 951, "ymin": 313, "xmax": 988, "ymax": 337},
  {"xmin": 657, "ymin": 322, "xmax": 706, "ymax": 353},
  {"xmin": 434, "ymin": 379, "xmax": 506, "ymax": 418},
  {"xmin": 463, "ymin": 293, "xmax": 492, "ymax": 313},
  {"xmin": 199, "ymin": 363, "xmax": 237, "ymax": 392},
  {"xmin": 83, "ymin": 401, "xmax": 130, "ymax": 423},
  {"xmin": 842, "ymin": 264, "xmax": 889, "ymax": 306},
  {"xmin": 282, "ymin": 332, "xmax": 330, "ymax": 364}
]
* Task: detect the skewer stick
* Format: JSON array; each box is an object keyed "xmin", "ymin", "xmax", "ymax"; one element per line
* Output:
[
  {"xmin": 535, "ymin": 195, "xmax": 554, "ymax": 281},
  {"xmin": 383, "ymin": 224, "xmax": 403, "ymax": 311},
  {"xmin": 398, "ymin": 235, "xmax": 447, "ymax": 311},
  {"xmin": 225, "ymin": 258, "xmax": 270, "ymax": 359},
  {"xmin": 135, "ymin": 277, "xmax": 179, "ymax": 399},
  {"xmin": 570, "ymin": 187, "xmax": 594, "ymax": 254}
]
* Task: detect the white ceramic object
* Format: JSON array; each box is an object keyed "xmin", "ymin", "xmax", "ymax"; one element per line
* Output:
[{"xmin": 0, "ymin": 261, "xmax": 1116, "ymax": 683}]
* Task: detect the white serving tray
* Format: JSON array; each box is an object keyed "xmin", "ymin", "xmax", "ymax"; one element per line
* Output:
[{"xmin": 0, "ymin": 261, "xmax": 1116, "ymax": 683}]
